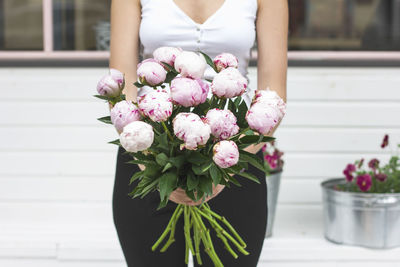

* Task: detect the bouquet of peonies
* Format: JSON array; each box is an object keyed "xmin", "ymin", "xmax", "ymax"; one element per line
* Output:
[
  {"xmin": 94, "ymin": 47, "xmax": 286, "ymax": 266},
  {"xmin": 338, "ymin": 135, "xmax": 400, "ymax": 193}
]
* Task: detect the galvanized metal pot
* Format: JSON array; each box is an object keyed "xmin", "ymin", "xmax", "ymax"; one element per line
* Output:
[
  {"xmin": 321, "ymin": 178, "xmax": 400, "ymax": 249},
  {"xmin": 265, "ymin": 170, "xmax": 282, "ymax": 238}
]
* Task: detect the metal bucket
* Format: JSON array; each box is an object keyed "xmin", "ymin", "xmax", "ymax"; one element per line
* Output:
[
  {"xmin": 265, "ymin": 170, "xmax": 282, "ymax": 237},
  {"xmin": 321, "ymin": 178, "xmax": 400, "ymax": 249}
]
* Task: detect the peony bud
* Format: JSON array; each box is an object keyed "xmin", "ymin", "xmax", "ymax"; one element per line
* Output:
[
  {"xmin": 205, "ymin": 108, "xmax": 239, "ymax": 140},
  {"xmin": 213, "ymin": 53, "xmax": 238, "ymax": 72},
  {"xmin": 245, "ymin": 103, "xmax": 281, "ymax": 135},
  {"xmin": 173, "ymin": 112, "xmax": 211, "ymax": 150},
  {"xmin": 212, "ymin": 140, "xmax": 239, "ymax": 168},
  {"xmin": 137, "ymin": 58, "xmax": 166, "ymax": 86},
  {"xmin": 96, "ymin": 69, "xmax": 124, "ymax": 97},
  {"xmin": 153, "ymin": 46, "xmax": 182, "ymax": 69},
  {"xmin": 120, "ymin": 121, "xmax": 154, "ymax": 153},
  {"xmin": 252, "ymin": 88, "xmax": 286, "ymax": 118},
  {"xmin": 138, "ymin": 89, "xmax": 173, "ymax": 122},
  {"xmin": 170, "ymin": 77, "xmax": 209, "ymax": 107},
  {"xmin": 174, "ymin": 51, "xmax": 207, "ymax": 79},
  {"xmin": 211, "ymin": 67, "xmax": 247, "ymax": 98},
  {"xmin": 110, "ymin": 100, "xmax": 141, "ymax": 134}
]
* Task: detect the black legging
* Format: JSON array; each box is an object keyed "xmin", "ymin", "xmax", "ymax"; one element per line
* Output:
[{"xmin": 112, "ymin": 145, "xmax": 268, "ymax": 267}]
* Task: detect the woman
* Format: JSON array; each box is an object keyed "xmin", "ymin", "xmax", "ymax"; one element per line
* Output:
[{"xmin": 110, "ymin": 0, "xmax": 288, "ymax": 266}]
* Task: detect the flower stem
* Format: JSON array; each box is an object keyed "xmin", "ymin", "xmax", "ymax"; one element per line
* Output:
[
  {"xmin": 160, "ymin": 205, "xmax": 184, "ymax": 252},
  {"xmin": 203, "ymin": 203, "xmax": 247, "ymax": 248},
  {"xmin": 195, "ymin": 206, "xmax": 249, "ymax": 255},
  {"xmin": 184, "ymin": 206, "xmax": 195, "ymax": 264},
  {"xmin": 161, "ymin": 121, "xmax": 174, "ymax": 141},
  {"xmin": 151, "ymin": 204, "xmax": 182, "ymax": 251}
]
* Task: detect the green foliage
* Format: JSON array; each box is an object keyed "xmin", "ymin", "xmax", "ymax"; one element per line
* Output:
[
  {"xmin": 97, "ymin": 116, "xmax": 112, "ymax": 124},
  {"xmin": 198, "ymin": 51, "xmax": 218, "ymax": 73}
]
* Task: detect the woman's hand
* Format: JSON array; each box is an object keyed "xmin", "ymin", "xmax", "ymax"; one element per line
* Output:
[{"xmin": 169, "ymin": 184, "xmax": 226, "ymax": 206}]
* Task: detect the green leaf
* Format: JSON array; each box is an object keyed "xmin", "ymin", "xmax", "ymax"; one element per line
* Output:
[
  {"xmin": 159, "ymin": 172, "xmax": 178, "ymax": 201},
  {"xmin": 192, "ymin": 101, "xmax": 211, "ymax": 115},
  {"xmin": 160, "ymin": 61, "xmax": 179, "ymax": 74},
  {"xmin": 185, "ymin": 188, "xmax": 196, "ymax": 201},
  {"xmin": 209, "ymin": 164, "xmax": 221, "ymax": 186},
  {"xmin": 169, "ymin": 155, "xmax": 186, "ymax": 168},
  {"xmin": 97, "ymin": 116, "xmax": 112, "ymax": 124},
  {"xmin": 236, "ymin": 99, "xmax": 249, "ymax": 128},
  {"xmin": 126, "ymin": 159, "xmax": 150, "ymax": 165},
  {"xmin": 198, "ymin": 51, "xmax": 218, "ymax": 72},
  {"xmin": 156, "ymin": 153, "xmax": 169, "ymax": 166},
  {"xmin": 164, "ymin": 71, "xmax": 178, "ymax": 83},
  {"xmin": 187, "ymin": 172, "xmax": 198, "ymax": 191},
  {"xmin": 93, "ymin": 94, "xmax": 110, "ymax": 100},
  {"xmin": 129, "ymin": 171, "xmax": 144, "ymax": 185},
  {"xmin": 227, "ymin": 99, "xmax": 237, "ymax": 114},
  {"xmin": 143, "ymin": 162, "xmax": 161, "ymax": 177},
  {"xmin": 239, "ymin": 150, "xmax": 266, "ymax": 173},
  {"xmin": 239, "ymin": 135, "xmax": 275, "ymax": 144},
  {"xmin": 198, "ymin": 176, "xmax": 213, "ymax": 196},
  {"xmin": 133, "ymin": 81, "xmax": 145, "ymax": 88},
  {"xmin": 226, "ymin": 166, "xmax": 260, "ymax": 184},
  {"xmin": 108, "ymin": 139, "xmax": 120, "ymax": 146},
  {"xmin": 162, "ymin": 162, "xmax": 173, "ymax": 173},
  {"xmin": 187, "ymin": 152, "xmax": 210, "ymax": 165},
  {"xmin": 233, "ymin": 96, "xmax": 242, "ymax": 108},
  {"xmin": 192, "ymin": 161, "xmax": 213, "ymax": 175}
]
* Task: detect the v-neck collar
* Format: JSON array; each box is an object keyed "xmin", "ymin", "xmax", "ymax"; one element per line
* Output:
[{"xmin": 170, "ymin": 0, "xmax": 228, "ymax": 27}]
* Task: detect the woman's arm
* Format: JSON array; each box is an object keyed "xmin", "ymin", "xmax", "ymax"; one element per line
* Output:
[
  {"xmin": 244, "ymin": 0, "xmax": 289, "ymax": 154},
  {"xmin": 109, "ymin": 0, "xmax": 141, "ymax": 103}
]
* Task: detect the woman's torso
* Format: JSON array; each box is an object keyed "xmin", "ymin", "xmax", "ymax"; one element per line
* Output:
[{"xmin": 138, "ymin": 0, "xmax": 258, "ymax": 106}]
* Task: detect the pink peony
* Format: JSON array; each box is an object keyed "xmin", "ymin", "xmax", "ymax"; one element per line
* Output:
[
  {"xmin": 96, "ymin": 68, "xmax": 124, "ymax": 97},
  {"xmin": 252, "ymin": 88, "xmax": 286, "ymax": 118},
  {"xmin": 356, "ymin": 174, "xmax": 372, "ymax": 192},
  {"xmin": 170, "ymin": 77, "xmax": 209, "ymax": 107},
  {"xmin": 137, "ymin": 58, "xmax": 166, "ymax": 86},
  {"xmin": 120, "ymin": 121, "xmax": 154, "ymax": 153},
  {"xmin": 212, "ymin": 140, "xmax": 239, "ymax": 168},
  {"xmin": 205, "ymin": 108, "xmax": 239, "ymax": 140},
  {"xmin": 213, "ymin": 53, "xmax": 239, "ymax": 72},
  {"xmin": 245, "ymin": 103, "xmax": 281, "ymax": 135},
  {"xmin": 138, "ymin": 89, "xmax": 173, "ymax": 122},
  {"xmin": 153, "ymin": 46, "xmax": 182, "ymax": 69},
  {"xmin": 174, "ymin": 51, "xmax": 207, "ymax": 79},
  {"xmin": 173, "ymin": 113, "xmax": 211, "ymax": 150},
  {"xmin": 211, "ymin": 67, "xmax": 247, "ymax": 98},
  {"xmin": 110, "ymin": 100, "xmax": 141, "ymax": 134}
]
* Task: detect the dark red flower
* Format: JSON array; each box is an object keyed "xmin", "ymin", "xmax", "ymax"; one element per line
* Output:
[
  {"xmin": 375, "ymin": 173, "xmax": 387, "ymax": 182},
  {"xmin": 343, "ymin": 164, "xmax": 356, "ymax": 182},
  {"xmin": 356, "ymin": 174, "xmax": 372, "ymax": 192},
  {"xmin": 381, "ymin": 134, "xmax": 389, "ymax": 149},
  {"xmin": 368, "ymin": 158, "xmax": 380, "ymax": 170}
]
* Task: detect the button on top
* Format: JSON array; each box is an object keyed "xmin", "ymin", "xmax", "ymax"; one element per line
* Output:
[{"xmin": 196, "ymin": 27, "xmax": 200, "ymax": 31}]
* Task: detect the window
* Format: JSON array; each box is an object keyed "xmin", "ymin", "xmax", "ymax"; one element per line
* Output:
[
  {"xmin": 0, "ymin": 0, "xmax": 399, "ymax": 63},
  {"xmin": 0, "ymin": 0, "xmax": 43, "ymax": 50},
  {"xmin": 289, "ymin": 0, "xmax": 400, "ymax": 51}
]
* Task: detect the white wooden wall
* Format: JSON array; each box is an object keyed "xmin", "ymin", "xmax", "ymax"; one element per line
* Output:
[{"xmin": 1, "ymin": 67, "xmax": 400, "ymax": 266}]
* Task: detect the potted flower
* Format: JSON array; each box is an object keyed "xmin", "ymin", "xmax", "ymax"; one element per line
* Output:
[
  {"xmin": 262, "ymin": 141, "xmax": 284, "ymax": 237},
  {"xmin": 321, "ymin": 135, "xmax": 400, "ymax": 248}
]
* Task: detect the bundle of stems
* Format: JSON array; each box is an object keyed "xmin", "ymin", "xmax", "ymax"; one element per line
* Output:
[{"xmin": 151, "ymin": 202, "xmax": 249, "ymax": 267}]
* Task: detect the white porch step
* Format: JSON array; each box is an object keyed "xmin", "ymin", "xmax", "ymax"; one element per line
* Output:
[{"xmin": 1, "ymin": 203, "xmax": 400, "ymax": 266}]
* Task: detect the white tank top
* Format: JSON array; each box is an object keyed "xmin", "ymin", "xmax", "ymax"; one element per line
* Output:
[{"xmin": 139, "ymin": 0, "xmax": 258, "ymax": 107}]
